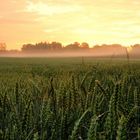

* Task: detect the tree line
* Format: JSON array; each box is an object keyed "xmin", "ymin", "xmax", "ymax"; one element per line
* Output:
[
  {"xmin": 21, "ymin": 42, "xmax": 89, "ymax": 52},
  {"xmin": 0, "ymin": 41, "xmax": 140, "ymax": 56},
  {"xmin": 20, "ymin": 42, "xmax": 140, "ymax": 53}
]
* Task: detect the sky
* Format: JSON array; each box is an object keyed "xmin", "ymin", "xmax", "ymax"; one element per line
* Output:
[{"xmin": 0, "ymin": 0, "xmax": 140, "ymax": 50}]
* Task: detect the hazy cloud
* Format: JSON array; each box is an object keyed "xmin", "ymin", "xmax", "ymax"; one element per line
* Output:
[{"xmin": 24, "ymin": 1, "xmax": 82, "ymax": 16}]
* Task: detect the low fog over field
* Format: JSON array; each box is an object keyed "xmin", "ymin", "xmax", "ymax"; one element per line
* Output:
[{"xmin": 0, "ymin": 42, "xmax": 140, "ymax": 58}]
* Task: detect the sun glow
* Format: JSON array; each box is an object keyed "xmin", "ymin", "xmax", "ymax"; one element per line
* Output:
[{"xmin": 1, "ymin": 0, "xmax": 140, "ymax": 49}]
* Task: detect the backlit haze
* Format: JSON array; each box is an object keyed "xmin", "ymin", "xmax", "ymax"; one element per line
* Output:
[{"xmin": 0, "ymin": 0, "xmax": 140, "ymax": 50}]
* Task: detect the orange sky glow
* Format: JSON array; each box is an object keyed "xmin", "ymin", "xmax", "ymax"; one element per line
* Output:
[{"xmin": 0, "ymin": 0, "xmax": 140, "ymax": 50}]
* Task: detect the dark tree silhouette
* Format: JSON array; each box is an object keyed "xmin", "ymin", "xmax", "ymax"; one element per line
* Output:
[
  {"xmin": 81, "ymin": 42, "xmax": 89, "ymax": 49},
  {"xmin": 21, "ymin": 42, "xmax": 62, "ymax": 52},
  {"xmin": 65, "ymin": 42, "xmax": 81, "ymax": 50}
]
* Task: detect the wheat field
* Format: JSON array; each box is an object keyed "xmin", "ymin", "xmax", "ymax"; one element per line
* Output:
[{"xmin": 0, "ymin": 57, "xmax": 140, "ymax": 140}]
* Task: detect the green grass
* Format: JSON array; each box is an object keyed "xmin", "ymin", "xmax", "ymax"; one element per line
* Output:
[{"xmin": 0, "ymin": 57, "xmax": 140, "ymax": 140}]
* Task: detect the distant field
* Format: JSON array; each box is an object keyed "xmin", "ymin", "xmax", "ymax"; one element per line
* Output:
[
  {"xmin": 0, "ymin": 56, "xmax": 140, "ymax": 66},
  {"xmin": 0, "ymin": 57, "xmax": 140, "ymax": 140}
]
